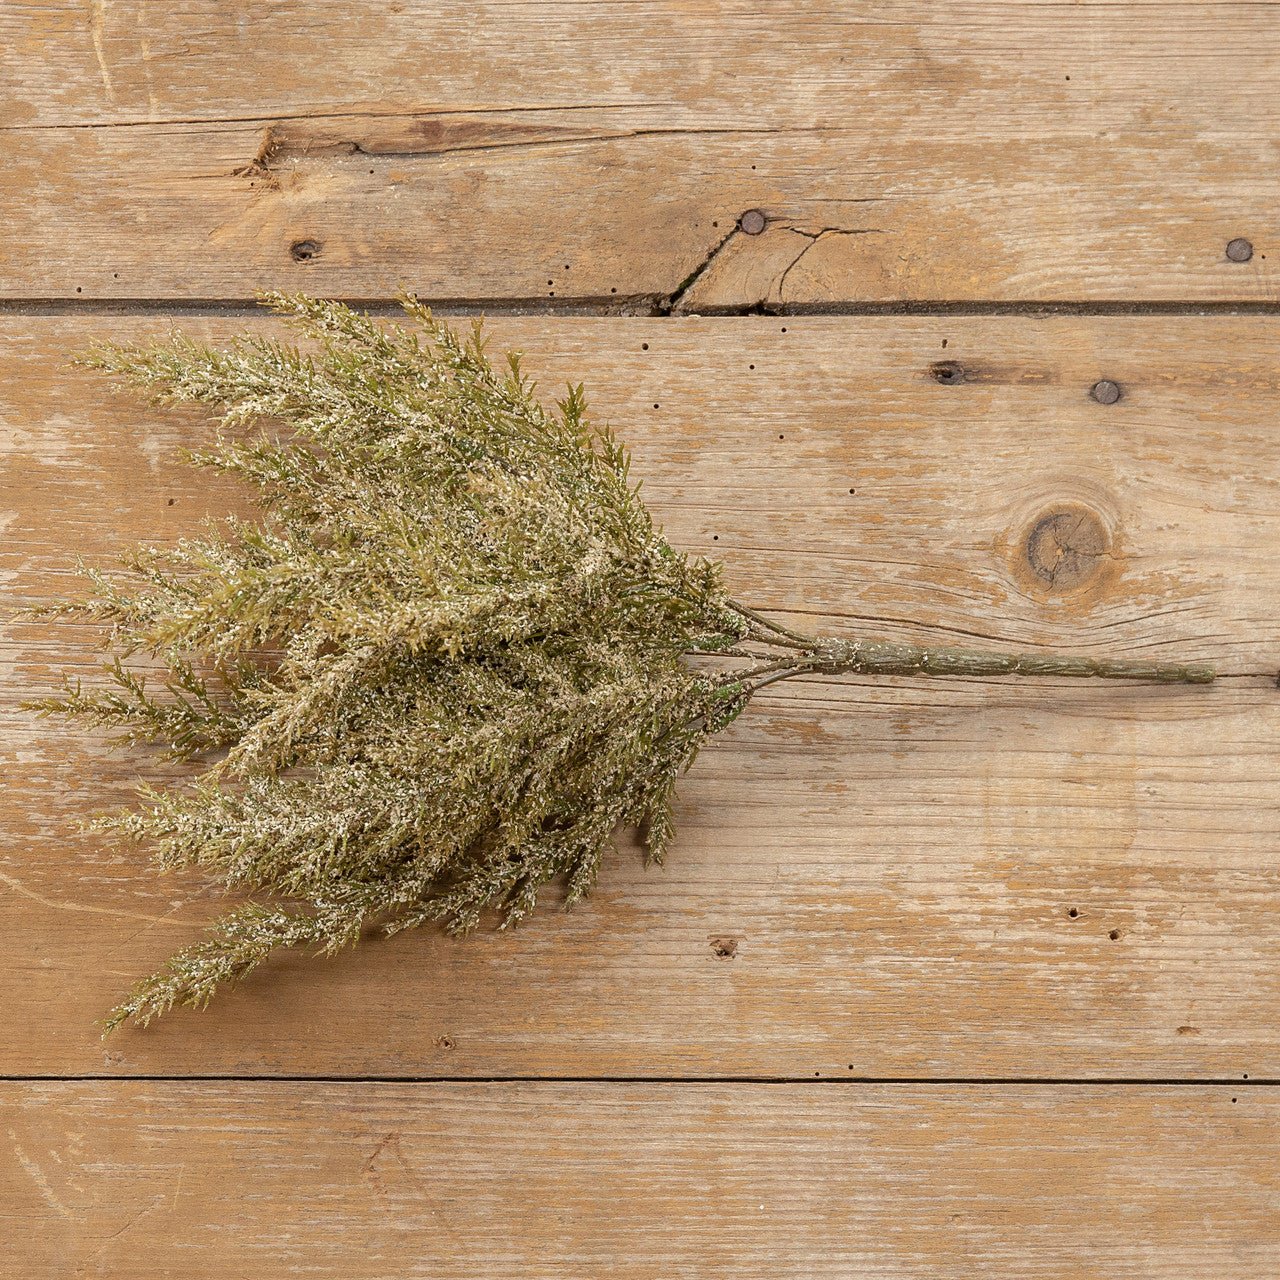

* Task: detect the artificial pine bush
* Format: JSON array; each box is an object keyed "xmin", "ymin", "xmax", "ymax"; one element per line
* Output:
[{"xmin": 28, "ymin": 293, "xmax": 1216, "ymax": 1031}]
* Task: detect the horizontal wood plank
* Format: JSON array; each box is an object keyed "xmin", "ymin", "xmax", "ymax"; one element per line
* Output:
[
  {"xmin": 2, "ymin": 314, "xmax": 1280, "ymax": 1077},
  {"xmin": 2, "ymin": 3, "xmax": 1278, "ymax": 304},
  {"xmin": 3, "ymin": 1082, "xmax": 1278, "ymax": 1277}
]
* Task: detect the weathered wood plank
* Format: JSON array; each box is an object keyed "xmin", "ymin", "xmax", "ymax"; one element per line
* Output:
[
  {"xmin": 3, "ymin": 1082, "xmax": 1277, "ymax": 1277},
  {"xmin": 2, "ymin": 3, "xmax": 1278, "ymax": 304},
  {"xmin": 2, "ymin": 314, "xmax": 1279, "ymax": 1076}
]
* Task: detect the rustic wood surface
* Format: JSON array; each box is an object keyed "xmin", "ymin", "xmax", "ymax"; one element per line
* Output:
[
  {"xmin": 4, "ymin": 2, "xmax": 1280, "ymax": 1274},
  {"xmin": 2, "ymin": 2, "xmax": 1278, "ymax": 305},
  {"xmin": 4, "ymin": 1082, "xmax": 1278, "ymax": 1278},
  {"xmin": 3, "ymin": 314, "xmax": 1278, "ymax": 1082}
]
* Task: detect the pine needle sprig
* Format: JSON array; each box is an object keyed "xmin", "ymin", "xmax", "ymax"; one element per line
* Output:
[{"xmin": 26, "ymin": 291, "xmax": 1218, "ymax": 1032}]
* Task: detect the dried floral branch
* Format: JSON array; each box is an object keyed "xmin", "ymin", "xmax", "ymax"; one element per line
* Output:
[{"xmin": 26, "ymin": 292, "xmax": 1215, "ymax": 1032}]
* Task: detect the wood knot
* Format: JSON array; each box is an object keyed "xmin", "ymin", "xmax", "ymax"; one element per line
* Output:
[{"xmin": 1024, "ymin": 507, "xmax": 1110, "ymax": 591}]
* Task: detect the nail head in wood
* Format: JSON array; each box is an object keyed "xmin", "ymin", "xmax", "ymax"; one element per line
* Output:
[
  {"xmin": 739, "ymin": 209, "xmax": 767, "ymax": 235},
  {"xmin": 1226, "ymin": 237, "xmax": 1254, "ymax": 263},
  {"xmin": 1090, "ymin": 379, "xmax": 1121, "ymax": 405}
]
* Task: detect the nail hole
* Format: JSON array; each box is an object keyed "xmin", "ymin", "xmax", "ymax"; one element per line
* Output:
[
  {"xmin": 653, "ymin": 403, "xmax": 660, "ymax": 409},
  {"xmin": 780, "ymin": 326, "xmax": 787, "ymax": 333},
  {"xmin": 712, "ymin": 534, "xmax": 719, "ymax": 541},
  {"xmin": 748, "ymin": 363, "xmax": 755, "ymax": 370},
  {"xmin": 610, "ymin": 287, "xmax": 617, "ymax": 293},
  {"xmin": 778, "ymin": 433, "xmax": 785, "ymax": 440},
  {"xmin": 930, "ymin": 360, "xmax": 965, "ymax": 385},
  {"xmin": 290, "ymin": 239, "xmax": 321, "ymax": 262},
  {"xmin": 641, "ymin": 342, "xmax": 649, "ymax": 350},
  {"xmin": 75, "ymin": 287, "xmax": 82, "ymax": 293},
  {"xmin": 941, "ymin": 338, "xmax": 948, "ymax": 348},
  {"xmin": 848, "ymin": 487, "xmax": 856, "ymax": 495},
  {"xmin": 1109, "ymin": 929, "xmax": 1121, "ymax": 941},
  {"xmin": 1068, "ymin": 907, "xmax": 1079, "ymax": 918}
]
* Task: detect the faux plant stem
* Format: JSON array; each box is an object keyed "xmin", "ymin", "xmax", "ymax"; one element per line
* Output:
[
  {"xmin": 27, "ymin": 292, "xmax": 1221, "ymax": 1031},
  {"xmin": 730, "ymin": 635, "xmax": 1216, "ymax": 687}
]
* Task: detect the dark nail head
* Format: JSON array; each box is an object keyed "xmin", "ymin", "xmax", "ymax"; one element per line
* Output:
[
  {"xmin": 1090, "ymin": 379, "xmax": 1121, "ymax": 405},
  {"xmin": 1226, "ymin": 237, "xmax": 1254, "ymax": 263},
  {"xmin": 739, "ymin": 209, "xmax": 766, "ymax": 236}
]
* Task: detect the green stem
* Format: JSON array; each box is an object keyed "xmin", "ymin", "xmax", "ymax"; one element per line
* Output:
[{"xmin": 796, "ymin": 637, "xmax": 1215, "ymax": 685}]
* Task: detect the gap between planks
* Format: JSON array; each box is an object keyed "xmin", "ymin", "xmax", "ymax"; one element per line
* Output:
[{"xmin": 4, "ymin": 298, "xmax": 1280, "ymax": 319}]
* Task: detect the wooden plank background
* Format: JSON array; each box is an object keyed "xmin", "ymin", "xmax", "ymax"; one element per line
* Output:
[
  {"xmin": 4, "ymin": 1083, "xmax": 1277, "ymax": 1277},
  {"xmin": 3, "ymin": 2, "xmax": 1279, "ymax": 1276},
  {"xmin": 2, "ymin": 2, "xmax": 1278, "ymax": 305}
]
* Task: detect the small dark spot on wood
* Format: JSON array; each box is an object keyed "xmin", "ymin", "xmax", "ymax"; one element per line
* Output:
[
  {"xmin": 1109, "ymin": 929, "xmax": 1121, "ymax": 941},
  {"xmin": 1232, "ymin": 1097, "xmax": 1237, "ymax": 1103},
  {"xmin": 712, "ymin": 534, "xmax": 719, "ymax": 541},
  {"xmin": 1024, "ymin": 507, "xmax": 1109, "ymax": 591},
  {"xmin": 780, "ymin": 326, "xmax": 787, "ymax": 333},
  {"xmin": 610, "ymin": 287, "xmax": 617, "ymax": 293},
  {"xmin": 739, "ymin": 208, "xmax": 767, "ymax": 235},
  {"xmin": 1068, "ymin": 907, "xmax": 1079, "ymax": 918},
  {"xmin": 848, "ymin": 487, "xmax": 856, "ymax": 495},
  {"xmin": 748, "ymin": 363, "xmax": 755, "ymax": 370},
  {"xmin": 75, "ymin": 287, "xmax": 82, "ymax": 294},
  {"xmin": 1226, "ymin": 237, "xmax": 1254, "ymax": 263},
  {"xmin": 167, "ymin": 498, "xmax": 176, "ymax": 507},
  {"xmin": 1176, "ymin": 1025, "xmax": 1200, "ymax": 1036},
  {"xmin": 653, "ymin": 403, "xmax": 660, "ymax": 409},
  {"xmin": 941, "ymin": 338, "xmax": 948, "ymax": 348},
  {"xmin": 709, "ymin": 935, "xmax": 737, "ymax": 959},
  {"xmin": 929, "ymin": 360, "xmax": 965, "ymax": 385},
  {"xmin": 290, "ymin": 239, "xmax": 321, "ymax": 262},
  {"xmin": 641, "ymin": 342, "xmax": 649, "ymax": 350},
  {"xmin": 778, "ymin": 433, "xmax": 785, "ymax": 440},
  {"xmin": 1090, "ymin": 379, "xmax": 1122, "ymax": 405}
]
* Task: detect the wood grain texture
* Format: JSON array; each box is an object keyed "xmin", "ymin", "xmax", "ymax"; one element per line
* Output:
[
  {"xmin": 2, "ymin": 2, "xmax": 1278, "ymax": 305},
  {"xmin": 3, "ymin": 1082, "xmax": 1278, "ymax": 1278},
  {"xmin": 3, "ymin": 314, "xmax": 1278, "ymax": 1077}
]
